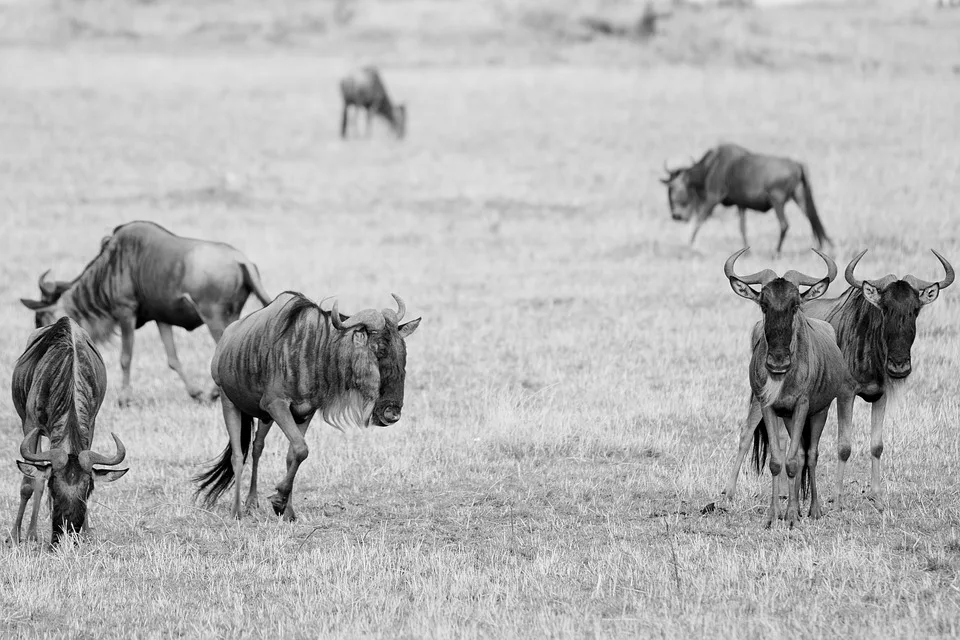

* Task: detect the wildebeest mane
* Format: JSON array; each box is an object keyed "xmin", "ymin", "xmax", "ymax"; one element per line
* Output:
[
  {"xmin": 683, "ymin": 149, "xmax": 715, "ymax": 196},
  {"xmin": 821, "ymin": 287, "xmax": 887, "ymax": 389},
  {"xmin": 15, "ymin": 319, "xmax": 103, "ymax": 454},
  {"xmin": 272, "ymin": 292, "xmax": 323, "ymax": 348}
]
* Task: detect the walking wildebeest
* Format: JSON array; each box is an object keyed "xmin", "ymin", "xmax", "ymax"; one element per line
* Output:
[
  {"xmin": 661, "ymin": 144, "xmax": 831, "ymax": 255},
  {"xmin": 725, "ymin": 248, "xmax": 856, "ymax": 528},
  {"xmin": 340, "ymin": 66, "xmax": 407, "ymax": 139},
  {"xmin": 194, "ymin": 291, "xmax": 421, "ymax": 520},
  {"xmin": 724, "ymin": 249, "xmax": 954, "ymax": 511},
  {"xmin": 10, "ymin": 317, "xmax": 128, "ymax": 547},
  {"xmin": 19, "ymin": 221, "xmax": 272, "ymax": 406}
]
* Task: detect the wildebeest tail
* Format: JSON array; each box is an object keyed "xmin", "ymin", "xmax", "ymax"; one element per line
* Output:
[
  {"xmin": 799, "ymin": 165, "xmax": 831, "ymax": 248},
  {"xmin": 752, "ymin": 417, "xmax": 768, "ymax": 475},
  {"xmin": 193, "ymin": 412, "xmax": 253, "ymax": 508},
  {"xmin": 239, "ymin": 262, "xmax": 272, "ymax": 307}
]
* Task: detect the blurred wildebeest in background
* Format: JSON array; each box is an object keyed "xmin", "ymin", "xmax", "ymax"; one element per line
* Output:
[
  {"xmin": 195, "ymin": 292, "xmax": 421, "ymax": 520},
  {"xmin": 10, "ymin": 317, "xmax": 127, "ymax": 547},
  {"xmin": 662, "ymin": 143, "xmax": 831, "ymax": 255},
  {"xmin": 340, "ymin": 66, "xmax": 407, "ymax": 139},
  {"xmin": 19, "ymin": 221, "xmax": 272, "ymax": 406},
  {"xmin": 725, "ymin": 248, "xmax": 856, "ymax": 528},
  {"xmin": 725, "ymin": 249, "xmax": 954, "ymax": 511}
]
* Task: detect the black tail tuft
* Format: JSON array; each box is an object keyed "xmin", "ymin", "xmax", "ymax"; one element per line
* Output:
[
  {"xmin": 193, "ymin": 412, "xmax": 253, "ymax": 508},
  {"xmin": 752, "ymin": 417, "xmax": 768, "ymax": 475},
  {"xmin": 799, "ymin": 166, "xmax": 831, "ymax": 248}
]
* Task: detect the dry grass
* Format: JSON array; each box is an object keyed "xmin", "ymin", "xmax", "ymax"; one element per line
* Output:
[{"xmin": 1, "ymin": 1, "xmax": 960, "ymax": 638}]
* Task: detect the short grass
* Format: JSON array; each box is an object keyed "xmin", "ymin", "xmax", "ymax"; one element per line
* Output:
[{"xmin": 1, "ymin": 3, "xmax": 960, "ymax": 638}]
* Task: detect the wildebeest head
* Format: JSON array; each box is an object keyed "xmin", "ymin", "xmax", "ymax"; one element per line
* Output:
[
  {"xmin": 330, "ymin": 294, "xmax": 420, "ymax": 427},
  {"xmin": 20, "ymin": 270, "xmax": 72, "ymax": 328},
  {"xmin": 660, "ymin": 159, "xmax": 699, "ymax": 222},
  {"xmin": 726, "ymin": 248, "xmax": 836, "ymax": 375},
  {"xmin": 17, "ymin": 428, "xmax": 127, "ymax": 546},
  {"xmin": 845, "ymin": 249, "xmax": 954, "ymax": 379}
]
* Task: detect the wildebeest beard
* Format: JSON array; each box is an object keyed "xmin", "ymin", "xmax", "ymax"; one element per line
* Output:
[
  {"xmin": 48, "ymin": 459, "xmax": 93, "ymax": 545},
  {"xmin": 321, "ymin": 336, "xmax": 379, "ymax": 431}
]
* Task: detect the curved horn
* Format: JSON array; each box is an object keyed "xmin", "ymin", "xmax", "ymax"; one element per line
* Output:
[
  {"xmin": 786, "ymin": 248, "xmax": 838, "ymax": 286},
  {"xmin": 330, "ymin": 299, "xmax": 345, "ymax": 331},
  {"xmin": 339, "ymin": 309, "xmax": 385, "ymax": 332},
  {"xmin": 19, "ymin": 427, "xmax": 66, "ymax": 468},
  {"xmin": 78, "ymin": 433, "xmax": 126, "ymax": 471},
  {"xmin": 844, "ymin": 249, "xmax": 868, "ymax": 290},
  {"xmin": 904, "ymin": 249, "xmax": 955, "ymax": 292},
  {"xmin": 391, "ymin": 293, "xmax": 405, "ymax": 322},
  {"xmin": 38, "ymin": 269, "xmax": 56, "ymax": 296},
  {"xmin": 723, "ymin": 247, "xmax": 777, "ymax": 285}
]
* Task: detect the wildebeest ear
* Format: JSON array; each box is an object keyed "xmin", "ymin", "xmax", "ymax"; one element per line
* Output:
[
  {"xmin": 801, "ymin": 278, "xmax": 830, "ymax": 302},
  {"xmin": 398, "ymin": 317, "xmax": 421, "ymax": 338},
  {"xmin": 917, "ymin": 283, "xmax": 940, "ymax": 305},
  {"xmin": 93, "ymin": 468, "xmax": 128, "ymax": 483},
  {"xmin": 728, "ymin": 278, "xmax": 759, "ymax": 302},
  {"xmin": 861, "ymin": 281, "xmax": 883, "ymax": 308},
  {"xmin": 20, "ymin": 298, "xmax": 54, "ymax": 311},
  {"xmin": 16, "ymin": 460, "xmax": 51, "ymax": 479}
]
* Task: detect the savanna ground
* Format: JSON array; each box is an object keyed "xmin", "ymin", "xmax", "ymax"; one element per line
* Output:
[{"xmin": 1, "ymin": 0, "xmax": 960, "ymax": 637}]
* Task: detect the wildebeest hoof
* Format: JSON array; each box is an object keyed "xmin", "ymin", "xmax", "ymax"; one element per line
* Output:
[
  {"xmin": 808, "ymin": 501, "xmax": 823, "ymax": 519},
  {"xmin": 268, "ymin": 492, "xmax": 289, "ymax": 517},
  {"xmin": 786, "ymin": 507, "xmax": 800, "ymax": 529},
  {"xmin": 117, "ymin": 388, "xmax": 135, "ymax": 408},
  {"xmin": 244, "ymin": 495, "xmax": 259, "ymax": 513},
  {"xmin": 282, "ymin": 506, "xmax": 297, "ymax": 522},
  {"xmin": 763, "ymin": 507, "xmax": 778, "ymax": 529},
  {"xmin": 866, "ymin": 491, "xmax": 886, "ymax": 513}
]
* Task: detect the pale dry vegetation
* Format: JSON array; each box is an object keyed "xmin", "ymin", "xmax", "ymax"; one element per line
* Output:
[{"xmin": 1, "ymin": 0, "xmax": 960, "ymax": 638}]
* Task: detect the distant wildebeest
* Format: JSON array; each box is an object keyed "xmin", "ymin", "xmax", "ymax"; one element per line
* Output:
[
  {"xmin": 724, "ymin": 249, "xmax": 954, "ymax": 511},
  {"xmin": 195, "ymin": 292, "xmax": 421, "ymax": 520},
  {"xmin": 19, "ymin": 221, "xmax": 272, "ymax": 406},
  {"xmin": 340, "ymin": 66, "xmax": 407, "ymax": 139},
  {"xmin": 725, "ymin": 248, "xmax": 856, "ymax": 528},
  {"xmin": 10, "ymin": 317, "xmax": 128, "ymax": 547},
  {"xmin": 661, "ymin": 144, "xmax": 831, "ymax": 255}
]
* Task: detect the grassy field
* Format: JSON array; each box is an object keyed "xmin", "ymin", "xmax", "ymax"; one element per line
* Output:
[{"xmin": 1, "ymin": 1, "xmax": 960, "ymax": 637}]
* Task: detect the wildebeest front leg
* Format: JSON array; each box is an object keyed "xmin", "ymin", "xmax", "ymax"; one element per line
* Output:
[
  {"xmin": 722, "ymin": 394, "xmax": 762, "ymax": 499},
  {"xmin": 245, "ymin": 418, "xmax": 274, "ymax": 513},
  {"xmin": 833, "ymin": 394, "xmax": 855, "ymax": 510},
  {"xmin": 783, "ymin": 398, "xmax": 810, "ymax": 528},
  {"xmin": 263, "ymin": 399, "xmax": 311, "ymax": 521},
  {"xmin": 806, "ymin": 409, "xmax": 829, "ymax": 519},
  {"xmin": 760, "ymin": 407, "xmax": 784, "ymax": 528},
  {"xmin": 117, "ymin": 314, "xmax": 137, "ymax": 407},
  {"xmin": 737, "ymin": 207, "xmax": 748, "ymax": 249},
  {"xmin": 157, "ymin": 322, "xmax": 204, "ymax": 400},
  {"xmin": 868, "ymin": 394, "xmax": 888, "ymax": 511}
]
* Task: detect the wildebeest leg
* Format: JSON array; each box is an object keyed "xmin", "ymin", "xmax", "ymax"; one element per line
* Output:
[
  {"xmin": 722, "ymin": 394, "xmax": 762, "ymax": 499},
  {"xmin": 833, "ymin": 394, "xmax": 855, "ymax": 510},
  {"xmin": 157, "ymin": 322, "xmax": 204, "ymax": 400},
  {"xmin": 277, "ymin": 419, "xmax": 313, "ymax": 522},
  {"xmin": 737, "ymin": 207, "xmax": 748, "ymax": 249},
  {"xmin": 760, "ymin": 407, "xmax": 784, "ymax": 528},
  {"xmin": 806, "ymin": 409, "xmax": 829, "ymax": 519},
  {"xmin": 220, "ymin": 395, "xmax": 247, "ymax": 520},
  {"xmin": 782, "ymin": 398, "xmax": 809, "ymax": 528},
  {"xmin": 245, "ymin": 418, "xmax": 273, "ymax": 513},
  {"xmin": 117, "ymin": 314, "xmax": 137, "ymax": 407},
  {"xmin": 263, "ymin": 399, "xmax": 311, "ymax": 522},
  {"xmin": 365, "ymin": 107, "xmax": 373, "ymax": 137},
  {"xmin": 868, "ymin": 394, "xmax": 888, "ymax": 511},
  {"xmin": 340, "ymin": 102, "xmax": 349, "ymax": 138},
  {"xmin": 772, "ymin": 196, "xmax": 789, "ymax": 257},
  {"xmin": 688, "ymin": 200, "xmax": 718, "ymax": 247},
  {"xmin": 24, "ymin": 475, "xmax": 45, "ymax": 543},
  {"xmin": 194, "ymin": 307, "xmax": 233, "ymax": 401}
]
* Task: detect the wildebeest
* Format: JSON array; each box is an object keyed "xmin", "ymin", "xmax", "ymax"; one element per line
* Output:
[
  {"xmin": 725, "ymin": 248, "xmax": 856, "ymax": 527},
  {"xmin": 724, "ymin": 249, "xmax": 954, "ymax": 510},
  {"xmin": 10, "ymin": 317, "xmax": 128, "ymax": 547},
  {"xmin": 19, "ymin": 221, "xmax": 272, "ymax": 406},
  {"xmin": 340, "ymin": 66, "xmax": 407, "ymax": 139},
  {"xmin": 661, "ymin": 143, "xmax": 831, "ymax": 255},
  {"xmin": 194, "ymin": 291, "xmax": 421, "ymax": 520}
]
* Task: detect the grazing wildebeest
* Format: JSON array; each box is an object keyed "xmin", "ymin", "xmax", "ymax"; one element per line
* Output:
[
  {"xmin": 195, "ymin": 291, "xmax": 421, "ymax": 520},
  {"xmin": 724, "ymin": 249, "xmax": 954, "ymax": 510},
  {"xmin": 10, "ymin": 317, "xmax": 128, "ymax": 547},
  {"xmin": 661, "ymin": 143, "xmax": 831, "ymax": 255},
  {"xmin": 340, "ymin": 66, "xmax": 407, "ymax": 139},
  {"xmin": 726, "ymin": 248, "xmax": 856, "ymax": 527},
  {"xmin": 19, "ymin": 221, "xmax": 272, "ymax": 406}
]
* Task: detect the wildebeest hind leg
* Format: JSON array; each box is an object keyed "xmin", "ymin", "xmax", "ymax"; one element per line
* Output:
[
  {"xmin": 772, "ymin": 198, "xmax": 789, "ymax": 257},
  {"xmin": 157, "ymin": 322, "xmax": 204, "ymax": 400},
  {"xmin": 220, "ymin": 396, "xmax": 247, "ymax": 520},
  {"xmin": 245, "ymin": 418, "xmax": 273, "ymax": 513},
  {"xmin": 189, "ymin": 302, "xmax": 234, "ymax": 402},
  {"xmin": 264, "ymin": 399, "xmax": 311, "ymax": 521},
  {"xmin": 722, "ymin": 394, "xmax": 762, "ymax": 499},
  {"xmin": 117, "ymin": 314, "xmax": 137, "ymax": 407}
]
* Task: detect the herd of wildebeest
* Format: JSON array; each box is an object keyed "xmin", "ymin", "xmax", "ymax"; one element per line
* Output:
[{"xmin": 5, "ymin": 66, "xmax": 955, "ymax": 547}]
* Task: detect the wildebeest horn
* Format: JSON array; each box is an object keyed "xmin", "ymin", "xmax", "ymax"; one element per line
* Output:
[
  {"xmin": 331, "ymin": 300, "xmax": 385, "ymax": 332},
  {"xmin": 723, "ymin": 247, "xmax": 777, "ymax": 285},
  {"xmin": 784, "ymin": 249, "xmax": 837, "ymax": 287},
  {"xmin": 38, "ymin": 269, "xmax": 56, "ymax": 296},
  {"xmin": 384, "ymin": 293, "xmax": 405, "ymax": 323},
  {"xmin": 19, "ymin": 427, "xmax": 67, "ymax": 469},
  {"xmin": 903, "ymin": 249, "xmax": 955, "ymax": 292},
  {"xmin": 78, "ymin": 433, "xmax": 126, "ymax": 471},
  {"xmin": 844, "ymin": 249, "xmax": 868, "ymax": 290}
]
